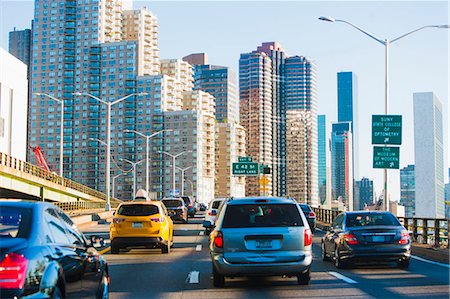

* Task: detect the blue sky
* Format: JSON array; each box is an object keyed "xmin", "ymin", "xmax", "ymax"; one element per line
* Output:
[{"xmin": 0, "ymin": 1, "xmax": 449, "ymax": 200}]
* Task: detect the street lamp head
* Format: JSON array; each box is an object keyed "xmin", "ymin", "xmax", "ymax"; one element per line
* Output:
[
  {"xmin": 34, "ymin": 92, "xmax": 42, "ymax": 96},
  {"xmin": 319, "ymin": 16, "xmax": 335, "ymax": 22},
  {"xmin": 137, "ymin": 92, "xmax": 149, "ymax": 96},
  {"xmin": 72, "ymin": 92, "xmax": 83, "ymax": 96},
  {"xmin": 437, "ymin": 25, "xmax": 450, "ymax": 29}
]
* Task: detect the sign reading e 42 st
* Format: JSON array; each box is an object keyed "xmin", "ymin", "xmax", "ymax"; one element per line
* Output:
[{"xmin": 372, "ymin": 115, "xmax": 402, "ymax": 145}]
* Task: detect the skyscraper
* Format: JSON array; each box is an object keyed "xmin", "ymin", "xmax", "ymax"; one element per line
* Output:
[
  {"xmin": 8, "ymin": 28, "xmax": 31, "ymax": 66},
  {"xmin": 331, "ymin": 122, "xmax": 353, "ymax": 211},
  {"xmin": 400, "ymin": 164, "xmax": 415, "ymax": 217},
  {"xmin": 318, "ymin": 115, "xmax": 327, "ymax": 205},
  {"xmin": 357, "ymin": 177, "xmax": 374, "ymax": 210},
  {"xmin": 413, "ymin": 92, "xmax": 445, "ymax": 218}
]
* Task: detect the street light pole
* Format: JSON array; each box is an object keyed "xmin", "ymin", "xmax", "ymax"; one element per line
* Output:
[
  {"xmin": 176, "ymin": 166, "xmax": 192, "ymax": 196},
  {"xmin": 121, "ymin": 158, "xmax": 145, "ymax": 198},
  {"xmin": 124, "ymin": 129, "xmax": 172, "ymax": 195},
  {"xmin": 158, "ymin": 150, "xmax": 192, "ymax": 196},
  {"xmin": 73, "ymin": 92, "xmax": 148, "ymax": 211},
  {"xmin": 34, "ymin": 93, "xmax": 64, "ymax": 177},
  {"xmin": 318, "ymin": 17, "xmax": 449, "ymax": 211}
]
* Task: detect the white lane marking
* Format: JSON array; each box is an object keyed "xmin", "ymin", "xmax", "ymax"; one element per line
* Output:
[
  {"xmin": 187, "ymin": 271, "xmax": 200, "ymax": 284},
  {"xmin": 411, "ymin": 255, "xmax": 450, "ymax": 268},
  {"xmin": 196, "ymin": 244, "xmax": 202, "ymax": 251},
  {"xmin": 199, "ymin": 231, "xmax": 205, "ymax": 236},
  {"xmin": 328, "ymin": 271, "xmax": 358, "ymax": 284},
  {"xmin": 181, "ymin": 228, "xmax": 188, "ymax": 231}
]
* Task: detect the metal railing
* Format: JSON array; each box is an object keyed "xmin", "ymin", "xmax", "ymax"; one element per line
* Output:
[
  {"xmin": 54, "ymin": 201, "xmax": 120, "ymax": 212},
  {"xmin": 0, "ymin": 152, "xmax": 121, "ymax": 205},
  {"xmin": 313, "ymin": 207, "xmax": 449, "ymax": 248}
]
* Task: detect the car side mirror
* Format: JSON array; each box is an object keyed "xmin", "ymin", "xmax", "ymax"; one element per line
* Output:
[{"xmin": 90, "ymin": 235, "xmax": 105, "ymax": 249}]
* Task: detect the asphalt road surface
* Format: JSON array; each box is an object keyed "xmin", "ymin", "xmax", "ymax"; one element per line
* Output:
[{"xmin": 82, "ymin": 212, "xmax": 450, "ymax": 299}]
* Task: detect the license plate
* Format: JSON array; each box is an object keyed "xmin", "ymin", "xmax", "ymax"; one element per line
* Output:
[
  {"xmin": 256, "ymin": 240, "xmax": 272, "ymax": 248},
  {"xmin": 372, "ymin": 236, "xmax": 385, "ymax": 242},
  {"xmin": 132, "ymin": 222, "xmax": 143, "ymax": 228}
]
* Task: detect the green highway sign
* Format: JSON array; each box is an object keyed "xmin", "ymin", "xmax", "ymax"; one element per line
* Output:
[
  {"xmin": 373, "ymin": 146, "xmax": 400, "ymax": 169},
  {"xmin": 372, "ymin": 115, "xmax": 402, "ymax": 145},
  {"xmin": 232, "ymin": 162, "xmax": 259, "ymax": 176},
  {"xmin": 238, "ymin": 156, "xmax": 253, "ymax": 163}
]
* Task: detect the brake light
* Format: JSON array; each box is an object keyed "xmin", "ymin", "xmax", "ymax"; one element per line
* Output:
[
  {"xmin": 214, "ymin": 231, "xmax": 223, "ymax": 248},
  {"xmin": 0, "ymin": 253, "xmax": 28, "ymax": 289},
  {"xmin": 344, "ymin": 232, "xmax": 358, "ymax": 245},
  {"xmin": 304, "ymin": 229, "xmax": 312, "ymax": 246},
  {"xmin": 150, "ymin": 217, "xmax": 165, "ymax": 222},
  {"xmin": 399, "ymin": 231, "xmax": 410, "ymax": 245},
  {"xmin": 309, "ymin": 212, "xmax": 316, "ymax": 217},
  {"xmin": 113, "ymin": 218, "xmax": 125, "ymax": 224}
]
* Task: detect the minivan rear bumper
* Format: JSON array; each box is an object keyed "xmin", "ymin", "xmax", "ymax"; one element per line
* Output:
[{"xmin": 211, "ymin": 252, "xmax": 312, "ymax": 276}]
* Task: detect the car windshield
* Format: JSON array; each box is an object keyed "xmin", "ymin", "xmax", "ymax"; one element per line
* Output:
[
  {"xmin": 117, "ymin": 204, "xmax": 159, "ymax": 216},
  {"xmin": 211, "ymin": 200, "xmax": 223, "ymax": 209},
  {"xmin": 298, "ymin": 204, "xmax": 312, "ymax": 213},
  {"xmin": 0, "ymin": 206, "xmax": 32, "ymax": 238},
  {"xmin": 222, "ymin": 204, "xmax": 303, "ymax": 228},
  {"xmin": 346, "ymin": 213, "xmax": 401, "ymax": 227},
  {"xmin": 162, "ymin": 200, "xmax": 183, "ymax": 208}
]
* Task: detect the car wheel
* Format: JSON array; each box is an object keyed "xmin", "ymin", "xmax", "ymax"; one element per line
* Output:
[
  {"xmin": 297, "ymin": 269, "xmax": 310, "ymax": 285},
  {"xmin": 212, "ymin": 265, "xmax": 225, "ymax": 287},
  {"xmin": 161, "ymin": 243, "xmax": 170, "ymax": 254},
  {"xmin": 334, "ymin": 247, "xmax": 347, "ymax": 269},
  {"xmin": 205, "ymin": 228, "xmax": 211, "ymax": 236},
  {"xmin": 321, "ymin": 242, "xmax": 330, "ymax": 261},
  {"xmin": 185, "ymin": 217, "xmax": 189, "ymax": 224},
  {"xmin": 110, "ymin": 243, "xmax": 119, "ymax": 254},
  {"xmin": 397, "ymin": 258, "xmax": 410, "ymax": 269},
  {"xmin": 52, "ymin": 286, "xmax": 63, "ymax": 299}
]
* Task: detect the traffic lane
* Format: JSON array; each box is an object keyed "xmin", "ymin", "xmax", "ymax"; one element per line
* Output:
[{"xmin": 313, "ymin": 230, "xmax": 450, "ymax": 298}]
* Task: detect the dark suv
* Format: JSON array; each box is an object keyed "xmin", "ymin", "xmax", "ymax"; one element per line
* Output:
[
  {"xmin": 181, "ymin": 196, "xmax": 196, "ymax": 217},
  {"xmin": 162, "ymin": 198, "xmax": 188, "ymax": 223}
]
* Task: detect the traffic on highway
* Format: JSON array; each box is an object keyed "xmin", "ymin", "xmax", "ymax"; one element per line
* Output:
[{"xmin": 1, "ymin": 198, "xmax": 449, "ymax": 299}]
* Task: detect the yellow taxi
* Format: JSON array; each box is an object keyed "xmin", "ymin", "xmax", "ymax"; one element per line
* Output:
[{"xmin": 110, "ymin": 200, "xmax": 173, "ymax": 254}]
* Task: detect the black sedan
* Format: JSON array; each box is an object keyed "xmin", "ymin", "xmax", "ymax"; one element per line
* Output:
[
  {"xmin": 321, "ymin": 211, "xmax": 411, "ymax": 269},
  {"xmin": 298, "ymin": 203, "xmax": 316, "ymax": 233},
  {"xmin": 0, "ymin": 200, "xmax": 109, "ymax": 298}
]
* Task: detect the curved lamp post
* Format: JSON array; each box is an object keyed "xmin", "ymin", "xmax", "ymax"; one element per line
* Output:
[{"xmin": 158, "ymin": 150, "xmax": 192, "ymax": 196}]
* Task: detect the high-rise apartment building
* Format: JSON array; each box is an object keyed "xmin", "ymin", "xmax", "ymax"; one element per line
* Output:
[
  {"xmin": 0, "ymin": 48, "xmax": 28, "ymax": 160},
  {"xmin": 357, "ymin": 177, "xmax": 373, "ymax": 210},
  {"xmin": 331, "ymin": 122, "xmax": 353, "ymax": 211},
  {"xmin": 8, "ymin": 28, "xmax": 31, "ymax": 67},
  {"xmin": 413, "ymin": 92, "xmax": 445, "ymax": 218},
  {"xmin": 400, "ymin": 164, "xmax": 415, "ymax": 217},
  {"xmin": 445, "ymin": 168, "xmax": 450, "ymax": 218},
  {"xmin": 318, "ymin": 115, "xmax": 328, "ymax": 206},
  {"xmin": 239, "ymin": 42, "xmax": 318, "ymax": 202}
]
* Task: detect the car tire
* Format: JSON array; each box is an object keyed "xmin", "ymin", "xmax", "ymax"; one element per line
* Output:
[
  {"xmin": 185, "ymin": 217, "xmax": 189, "ymax": 224},
  {"xmin": 110, "ymin": 243, "xmax": 119, "ymax": 254},
  {"xmin": 161, "ymin": 243, "xmax": 170, "ymax": 254},
  {"xmin": 52, "ymin": 285, "xmax": 63, "ymax": 299},
  {"xmin": 334, "ymin": 248, "xmax": 347, "ymax": 269},
  {"xmin": 297, "ymin": 269, "xmax": 310, "ymax": 285},
  {"xmin": 205, "ymin": 228, "xmax": 211, "ymax": 236},
  {"xmin": 212, "ymin": 266, "xmax": 225, "ymax": 287},
  {"xmin": 321, "ymin": 242, "xmax": 330, "ymax": 261},
  {"xmin": 397, "ymin": 258, "xmax": 410, "ymax": 269}
]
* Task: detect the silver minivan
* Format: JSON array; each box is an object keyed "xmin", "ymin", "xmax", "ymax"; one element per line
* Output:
[{"xmin": 209, "ymin": 197, "xmax": 313, "ymax": 287}]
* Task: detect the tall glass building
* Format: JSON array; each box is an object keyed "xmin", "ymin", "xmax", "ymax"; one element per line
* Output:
[
  {"xmin": 400, "ymin": 164, "xmax": 415, "ymax": 217},
  {"xmin": 357, "ymin": 177, "xmax": 373, "ymax": 210},
  {"xmin": 318, "ymin": 115, "xmax": 327, "ymax": 205},
  {"xmin": 8, "ymin": 28, "xmax": 31, "ymax": 67}
]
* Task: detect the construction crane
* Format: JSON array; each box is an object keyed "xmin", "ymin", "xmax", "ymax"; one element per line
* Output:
[{"xmin": 29, "ymin": 146, "xmax": 51, "ymax": 171}]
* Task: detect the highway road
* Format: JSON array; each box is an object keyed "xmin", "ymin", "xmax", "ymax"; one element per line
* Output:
[{"xmin": 82, "ymin": 213, "xmax": 450, "ymax": 299}]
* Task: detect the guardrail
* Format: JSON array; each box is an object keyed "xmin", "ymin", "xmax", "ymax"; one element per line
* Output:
[
  {"xmin": 313, "ymin": 207, "xmax": 449, "ymax": 248},
  {"xmin": 54, "ymin": 201, "xmax": 121, "ymax": 212},
  {"xmin": 0, "ymin": 152, "xmax": 121, "ymax": 206}
]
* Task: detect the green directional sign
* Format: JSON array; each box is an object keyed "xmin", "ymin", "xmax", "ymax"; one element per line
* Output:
[
  {"xmin": 372, "ymin": 115, "xmax": 402, "ymax": 145},
  {"xmin": 238, "ymin": 156, "xmax": 253, "ymax": 163},
  {"xmin": 232, "ymin": 162, "xmax": 259, "ymax": 176},
  {"xmin": 373, "ymin": 146, "xmax": 400, "ymax": 169}
]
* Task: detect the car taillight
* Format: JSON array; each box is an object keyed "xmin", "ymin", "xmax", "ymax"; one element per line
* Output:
[
  {"xmin": 309, "ymin": 212, "xmax": 316, "ymax": 217},
  {"xmin": 0, "ymin": 253, "xmax": 28, "ymax": 289},
  {"xmin": 344, "ymin": 232, "xmax": 358, "ymax": 245},
  {"xmin": 113, "ymin": 218, "xmax": 125, "ymax": 224},
  {"xmin": 150, "ymin": 217, "xmax": 165, "ymax": 222},
  {"xmin": 304, "ymin": 229, "xmax": 312, "ymax": 246},
  {"xmin": 399, "ymin": 231, "xmax": 410, "ymax": 245},
  {"xmin": 214, "ymin": 231, "xmax": 223, "ymax": 248}
]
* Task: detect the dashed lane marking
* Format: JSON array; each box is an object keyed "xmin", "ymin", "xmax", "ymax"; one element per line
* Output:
[
  {"xmin": 199, "ymin": 231, "xmax": 205, "ymax": 236},
  {"xmin": 187, "ymin": 271, "xmax": 200, "ymax": 284},
  {"xmin": 328, "ymin": 271, "xmax": 358, "ymax": 284},
  {"xmin": 196, "ymin": 244, "xmax": 202, "ymax": 251}
]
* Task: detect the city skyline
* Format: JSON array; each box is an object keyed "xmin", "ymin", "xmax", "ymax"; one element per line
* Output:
[{"xmin": 0, "ymin": 1, "xmax": 448, "ymax": 201}]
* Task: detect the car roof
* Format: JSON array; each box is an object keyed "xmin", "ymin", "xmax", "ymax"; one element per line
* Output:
[
  {"xmin": 119, "ymin": 200, "xmax": 163, "ymax": 206},
  {"xmin": 344, "ymin": 211, "xmax": 393, "ymax": 215},
  {"xmin": 225, "ymin": 197, "xmax": 297, "ymax": 205},
  {"xmin": 0, "ymin": 199, "xmax": 58, "ymax": 209}
]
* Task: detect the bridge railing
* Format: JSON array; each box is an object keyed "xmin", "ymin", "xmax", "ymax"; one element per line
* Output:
[
  {"xmin": 54, "ymin": 201, "xmax": 121, "ymax": 212},
  {"xmin": 313, "ymin": 207, "xmax": 449, "ymax": 248},
  {"xmin": 0, "ymin": 152, "xmax": 121, "ymax": 206}
]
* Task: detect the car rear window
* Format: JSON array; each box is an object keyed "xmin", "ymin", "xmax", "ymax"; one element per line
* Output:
[
  {"xmin": 222, "ymin": 204, "xmax": 303, "ymax": 228},
  {"xmin": 0, "ymin": 206, "xmax": 32, "ymax": 238},
  {"xmin": 211, "ymin": 200, "xmax": 222, "ymax": 209},
  {"xmin": 162, "ymin": 200, "xmax": 183, "ymax": 208},
  {"xmin": 346, "ymin": 213, "xmax": 401, "ymax": 227},
  {"xmin": 298, "ymin": 204, "xmax": 312, "ymax": 213},
  {"xmin": 117, "ymin": 204, "xmax": 159, "ymax": 216}
]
